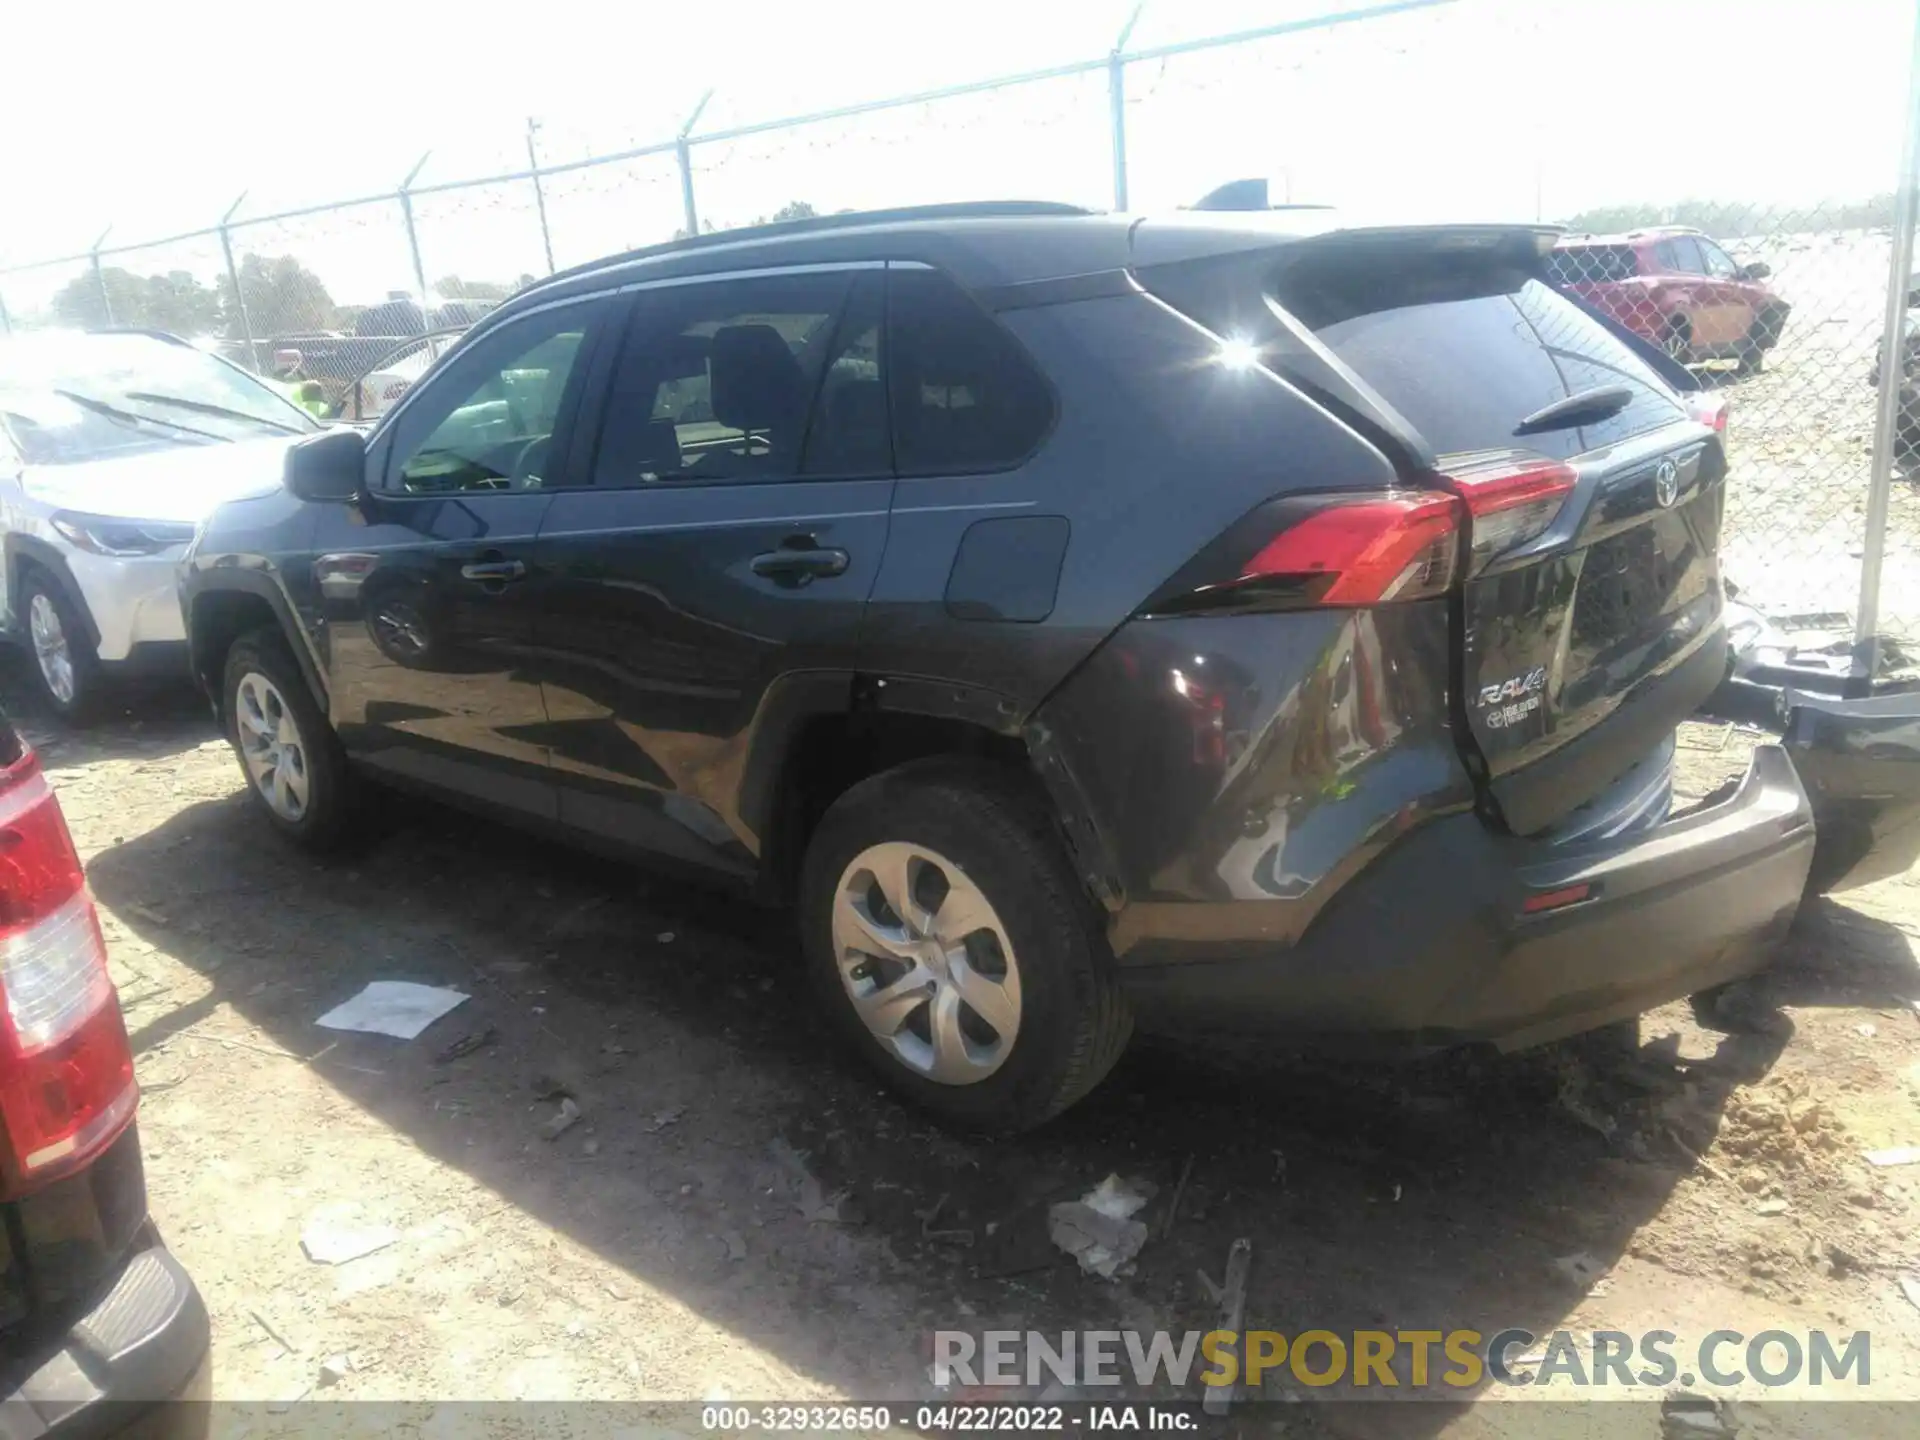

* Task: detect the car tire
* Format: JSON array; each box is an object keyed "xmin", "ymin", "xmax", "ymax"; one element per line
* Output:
[
  {"xmin": 222, "ymin": 627, "xmax": 363, "ymax": 852},
  {"xmin": 799, "ymin": 758, "xmax": 1132, "ymax": 1133},
  {"xmin": 18, "ymin": 569, "xmax": 105, "ymax": 726}
]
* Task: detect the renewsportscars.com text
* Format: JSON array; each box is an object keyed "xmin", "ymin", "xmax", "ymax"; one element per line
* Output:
[{"xmin": 932, "ymin": 1328, "xmax": 1873, "ymax": 1391}]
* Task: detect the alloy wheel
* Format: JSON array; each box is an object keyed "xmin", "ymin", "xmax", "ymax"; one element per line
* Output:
[
  {"xmin": 831, "ymin": 841, "xmax": 1023, "ymax": 1085},
  {"xmin": 28, "ymin": 592, "xmax": 75, "ymax": 706},
  {"xmin": 235, "ymin": 672, "xmax": 311, "ymax": 821}
]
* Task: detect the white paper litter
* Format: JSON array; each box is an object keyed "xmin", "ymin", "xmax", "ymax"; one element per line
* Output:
[
  {"xmin": 1049, "ymin": 1174, "xmax": 1155, "ymax": 1279},
  {"xmin": 1865, "ymin": 1146, "xmax": 1920, "ymax": 1168},
  {"xmin": 316, "ymin": 982, "xmax": 469, "ymax": 1040}
]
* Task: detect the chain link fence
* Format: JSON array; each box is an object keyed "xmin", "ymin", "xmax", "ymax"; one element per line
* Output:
[{"xmin": 3, "ymin": 0, "xmax": 1918, "ymax": 664}]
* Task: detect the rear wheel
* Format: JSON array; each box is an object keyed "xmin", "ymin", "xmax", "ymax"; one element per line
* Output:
[
  {"xmin": 222, "ymin": 629, "xmax": 363, "ymax": 851},
  {"xmin": 19, "ymin": 571, "xmax": 104, "ymax": 725},
  {"xmin": 799, "ymin": 759, "xmax": 1131, "ymax": 1133}
]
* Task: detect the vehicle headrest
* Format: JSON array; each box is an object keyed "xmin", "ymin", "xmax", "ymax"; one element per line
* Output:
[{"xmin": 709, "ymin": 324, "xmax": 806, "ymax": 435}]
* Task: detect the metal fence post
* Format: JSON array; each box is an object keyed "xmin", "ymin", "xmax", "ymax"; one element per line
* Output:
[
  {"xmin": 1857, "ymin": 0, "xmax": 1920, "ymax": 663},
  {"xmin": 90, "ymin": 228, "xmax": 113, "ymax": 325},
  {"xmin": 1109, "ymin": 5, "xmax": 1144, "ymax": 211},
  {"xmin": 399, "ymin": 153, "xmax": 433, "ymax": 323},
  {"xmin": 528, "ymin": 119, "xmax": 556, "ymax": 275},
  {"xmin": 218, "ymin": 192, "xmax": 261, "ymax": 371},
  {"xmin": 677, "ymin": 90, "xmax": 714, "ymax": 237}
]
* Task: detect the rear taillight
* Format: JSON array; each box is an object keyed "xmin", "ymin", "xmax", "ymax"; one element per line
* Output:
[
  {"xmin": 1686, "ymin": 392, "xmax": 1730, "ymax": 439},
  {"xmin": 1143, "ymin": 491, "xmax": 1466, "ymax": 615},
  {"xmin": 0, "ymin": 751, "xmax": 135, "ymax": 1198},
  {"xmin": 1239, "ymin": 494, "xmax": 1463, "ymax": 605},
  {"xmin": 1437, "ymin": 450, "xmax": 1578, "ymax": 575}
]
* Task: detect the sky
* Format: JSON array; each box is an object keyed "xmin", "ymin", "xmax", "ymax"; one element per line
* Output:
[{"xmin": 0, "ymin": 0, "xmax": 1911, "ymax": 314}]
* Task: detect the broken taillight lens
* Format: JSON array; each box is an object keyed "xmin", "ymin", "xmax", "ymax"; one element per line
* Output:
[{"xmin": 0, "ymin": 751, "xmax": 135, "ymax": 1198}]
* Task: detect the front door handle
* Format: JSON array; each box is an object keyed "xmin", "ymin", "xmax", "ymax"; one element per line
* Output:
[
  {"xmin": 460, "ymin": 558, "xmax": 527, "ymax": 584},
  {"xmin": 751, "ymin": 539, "xmax": 850, "ymax": 588}
]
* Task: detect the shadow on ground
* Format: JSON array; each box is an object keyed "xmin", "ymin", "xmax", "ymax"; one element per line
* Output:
[{"xmin": 71, "ymin": 740, "xmax": 1853, "ymax": 1436}]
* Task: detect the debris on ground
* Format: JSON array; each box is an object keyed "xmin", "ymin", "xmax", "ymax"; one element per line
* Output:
[
  {"xmin": 1201, "ymin": 1237, "xmax": 1252, "ymax": 1417},
  {"xmin": 1048, "ymin": 1174, "xmax": 1155, "ymax": 1279},
  {"xmin": 1865, "ymin": 1145, "xmax": 1920, "ymax": 1167},
  {"xmin": 433, "ymin": 1027, "xmax": 498, "ymax": 1064},
  {"xmin": 300, "ymin": 1206, "xmax": 401, "ymax": 1266},
  {"xmin": 315, "ymin": 981, "xmax": 469, "ymax": 1040},
  {"xmin": 642, "ymin": 1105, "xmax": 684, "ymax": 1134},
  {"xmin": 1553, "ymin": 1251, "xmax": 1607, "ymax": 1287},
  {"xmin": 317, "ymin": 1354, "xmax": 351, "ymax": 1388},
  {"xmin": 1660, "ymin": 1390, "xmax": 1739, "ymax": 1439},
  {"xmin": 1900, "ymin": 1276, "xmax": 1920, "ymax": 1314},
  {"xmin": 720, "ymin": 1229, "xmax": 747, "ymax": 1262},
  {"xmin": 541, "ymin": 1097, "xmax": 583, "ymax": 1140},
  {"xmin": 770, "ymin": 1138, "xmax": 851, "ymax": 1224},
  {"xmin": 529, "ymin": 1074, "xmax": 572, "ymax": 1101},
  {"xmin": 1162, "ymin": 1154, "xmax": 1196, "ymax": 1238},
  {"xmin": 1754, "ymin": 1198, "xmax": 1790, "ymax": 1216}
]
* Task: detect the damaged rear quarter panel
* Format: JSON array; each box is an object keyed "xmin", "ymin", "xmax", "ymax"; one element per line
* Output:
[{"xmin": 1030, "ymin": 601, "xmax": 1477, "ymax": 961}]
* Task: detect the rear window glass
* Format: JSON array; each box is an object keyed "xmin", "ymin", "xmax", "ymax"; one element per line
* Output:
[
  {"xmin": 1273, "ymin": 257, "xmax": 1685, "ymax": 462},
  {"xmin": 1546, "ymin": 245, "xmax": 1638, "ymax": 285}
]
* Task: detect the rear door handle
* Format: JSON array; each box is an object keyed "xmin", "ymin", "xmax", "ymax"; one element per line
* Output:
[
  {"xmin": 751, "ymin": 540, "xmax": 850, "ymax": 587},
  {"xmin": 460, "ymin": 558, "xmax": 527, "ymax": 584}
]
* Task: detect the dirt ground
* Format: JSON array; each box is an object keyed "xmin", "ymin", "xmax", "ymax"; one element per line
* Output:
[{"xmin": 12, "ymin": 665, "xmax": 1920, "ymax": 1436}]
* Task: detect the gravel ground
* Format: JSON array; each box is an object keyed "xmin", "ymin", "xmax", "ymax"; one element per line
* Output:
[{"xmin": 12, "ymin": 666, "xmax": 1920, "ymax": 1437}]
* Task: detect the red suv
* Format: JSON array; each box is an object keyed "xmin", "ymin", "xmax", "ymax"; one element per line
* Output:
[{"xmin": 1548, "ymin": 228, "xmax": 1788, "ymax": 373}]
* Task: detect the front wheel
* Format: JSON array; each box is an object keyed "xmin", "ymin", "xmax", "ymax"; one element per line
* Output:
[
  {"xmin": 222, "ymin": 629, "xmax": 363, "ymax": 851},
  {"xmin": 799, "ymin": 760, "xmax": 1132, "ymax": 1133},
  {"xmin": 20, "ymin": 573, "xmax": 104, "ymax": 725}
]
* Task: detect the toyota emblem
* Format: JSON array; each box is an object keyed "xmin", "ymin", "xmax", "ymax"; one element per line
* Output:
[{"xmin": 1654, "ymin": 459, "xmax": 1680, "ymax": 509}]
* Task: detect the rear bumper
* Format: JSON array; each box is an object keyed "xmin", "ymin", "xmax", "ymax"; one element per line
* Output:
[
  {"xmin": 1119, "ymin": 744, "xmax": 1816, "ymax": 1048},
  {"xmin": 4, "ymin": 1238, "xmax": 210, "ymax": 1439}
]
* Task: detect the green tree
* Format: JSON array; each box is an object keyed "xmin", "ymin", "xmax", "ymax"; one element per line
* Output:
[
  {"xmin": 220, "ymin": 254, "xmax": 337, "ymax": 338},
  {"xmin": 49, "ymin": 267, "xmax": 222, "ymax": 335},
  {"xmin": 434, "ymin": 275, "xmax": 513, "ymax": 302},
  {"xmin": 766, "ymin": 200, "xmax": 818, "ymax": 223}
]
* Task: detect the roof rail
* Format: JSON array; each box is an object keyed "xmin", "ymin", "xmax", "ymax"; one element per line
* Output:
[{"xmin": 537, "ymin": 200, "xmax": 1093, "ymax": 289}]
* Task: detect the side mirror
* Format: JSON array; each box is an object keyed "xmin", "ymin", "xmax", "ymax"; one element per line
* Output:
[
  {"xmin": 1740, "ymin": 261, "xmax": 1772, "ymax": 281},
  {"xmin": 284, "ymin": 428, "xmax": 367, "ymax": 503}
]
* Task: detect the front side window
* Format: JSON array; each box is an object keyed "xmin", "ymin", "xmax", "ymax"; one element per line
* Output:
[
  {"xmin": 886, "ymin": 269, "xmax": 1054, "ymax": 476},
  {"xmin": 1657, "ymin": 237, "xmax": 1706, "ymax": 275},
  {"xmin": 388, "ymin": 306, "xmax": 594, "ymax": 493},
  {"xmin": 593, "ymin": 272, "xmax": 858, "ymax": 486},
  {"xmin": 1700, "ymin": 241, "xmax": 1740, "ymax": 279}
]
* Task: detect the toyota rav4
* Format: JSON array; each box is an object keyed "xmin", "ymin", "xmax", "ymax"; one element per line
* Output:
[{"xmin": 179, "ymin": 203, "xmax": 1920, "ymax": 1132}]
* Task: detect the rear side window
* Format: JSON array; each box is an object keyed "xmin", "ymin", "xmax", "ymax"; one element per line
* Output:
[
  {"xmin": 1546, "ymin": 245, "xmax": 1638, "ymax": 285},
  {"xmin": 886, "ymin": 269, "xmax": 1053, "ymax": 476},
  {"xmin": 1272, "ymin": 250, "xmax": 1686, "ymax": 463},
  {"xmin": 593, "ymin": 271, "xmax": 856, "ymax": 486}
]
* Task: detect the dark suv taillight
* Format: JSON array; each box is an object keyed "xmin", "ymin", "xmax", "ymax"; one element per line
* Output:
[
  {"xmin": 1143, "ymin": 491, "xmax": 1466, "ymax": 616},
  {"xmin": 0, "ymin": 750, "xmax": 135, "ymax": 1198},
  {"xmin": 1437, "ymin": 450, "xmax": 1578, "ymax": 576}
]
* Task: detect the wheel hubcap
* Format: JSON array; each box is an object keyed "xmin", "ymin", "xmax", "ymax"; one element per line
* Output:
[
  {"xmin": 28, "ymin": 593, "xmax": 75, "ymax": 705},
  {"xmin": 831, "ymin": 841, "xmax": 1022, "ymax": 1085},
  {"xmin": 235, "ymin": 672, "xmax": 310, "ymax": 821}
]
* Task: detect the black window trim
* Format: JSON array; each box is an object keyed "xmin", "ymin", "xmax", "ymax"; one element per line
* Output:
[
  {"xmin": 568, "ymin": 262, "xmax": 887, "ymax": 495},
  {"xmin": 370, "ymin": 292, "xmax": 615, "ymax": 498},
  {"xmin": 884, "ymin": 259, "xmax": 1061, "ymax": 482}
]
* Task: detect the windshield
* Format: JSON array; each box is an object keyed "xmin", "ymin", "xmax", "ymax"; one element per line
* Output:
[{"xmin": 0, "ymin": 333, "xmax": 319, "ymax": 466}]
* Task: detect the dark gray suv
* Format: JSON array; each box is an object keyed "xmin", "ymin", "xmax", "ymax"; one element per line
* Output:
[{"xmin": 178, "ymin": 202, "xmax": 1920, "ymax": 1131}]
